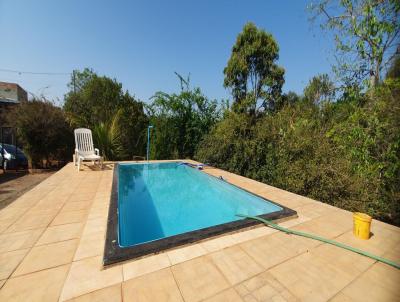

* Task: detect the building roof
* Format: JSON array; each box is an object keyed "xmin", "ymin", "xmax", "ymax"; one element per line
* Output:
[
  {"xmin": 0, "ymin": 97, "xmax": 19, "ymax": 104},
  {"xmin": 0, "ymin": 81, "xmax": 24, "ymax": 91}
]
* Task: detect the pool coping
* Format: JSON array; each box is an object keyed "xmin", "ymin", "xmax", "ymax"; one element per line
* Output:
[{"xmin": 103, "ymin": 162, "xmax": 297, "ymax": 266}]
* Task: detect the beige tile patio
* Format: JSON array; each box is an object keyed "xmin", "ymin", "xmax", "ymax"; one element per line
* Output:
[
  {"xmin": 68, "ymin": 192, "xmax": 97, "ymax": 202},
  {"xmin": 87, "ymin": 206, "xmax": 109, "ymax": 220},
  {"xmin": 236, "ymin": 271, "xmax": 298, "ymax": 302},
  {"xmin": 122, "ymin": 268, "xmax": 183, "ymax": 302},
  {"xmin": 230, "ymin": 226, "xmax": 278, "ymax": 245},
  {"xmin": 208, "ymin": 245, "xmax": 263, "ymax": 285},
  {"xmin": 61, "ymin": 201, "xmax": 93, "ymax": 212},
  {"xmin": 269, "ymin": 249, "xmax": 359, "ymax": 302},
  {"xmin": 81, "ymin": 217, "xmax": 107, "ymax": 237},
  {"xmin": 328, "ymin": 292, "xmax": 355, "ymax": 302},
  {"xmin": 0, "ymin": 207, "xmax": 29, "ymax": 222},
  {"xmin": 1, "ymin": 161, "xmax": 399, "ymax": 302},
  {"xmin": 203, "ymin": 288, "xmax": 243, "ymax": 302},
  {"xmin": 167, "ymin": 243, "xmax": 207, "ymax": 265},
  {"xmin": 240, "ymin": 231, "xmax": 319, "ymax": 270},
  {"xmin": 0, "ymin": 248, "xmax": 29, "ymax": 279},
  {"xmin": 0, "ymin": 264, "xmax": 70, "ymax": 302},
  {"xmin": 35, "ymin": 222, "xmax": 83, "ymax": 246},
  {"xmin": 66, "ymin": 284, "xmax": 122, "ymax": 302},
  {"xmin": 73, "ymin": 231, "xmax": 105, "ymax": 261},
  {"xmin": 200, "ymin": 233, "xmax": 237, "ymax": 252},
  {"xmin": 0, "ymin": 228, "xmax": 44, "ymax": 253},
  {"xmin": 51, "ymin": 209, "xmax": 88, "ymax": 226},
  {"xmin": 123, "ymin": 253, "xmax": 171, "ymax": 281},
  {"xmin": 0, "ymin": 218, "xmax": 17, "ymax": 233},
  {"xmin": 60, "ymin": 256, "xmax": 123, "ymax": 301},
  {"xmin": 5, "ymin": 213, "xmax": 55, "ymax": 233},
  {"xmin": 339, "ymin": 262, "xmax": 400, "ymax": 302},
  {"xmin": 171, "ymin": 256, "xmax": 230, "ymax": 302},
  {"xmin": 13, "ymin": 239, "xmax": 78, "ymax": 276}
]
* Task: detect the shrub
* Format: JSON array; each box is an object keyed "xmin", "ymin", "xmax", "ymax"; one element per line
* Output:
[
  {"xmin": 7, "ymin": 99, "xmax": 73, "ymax": 168},
  {"xmin": 196, "ymin": 80, "xmax": 400, "ymax": 225}
]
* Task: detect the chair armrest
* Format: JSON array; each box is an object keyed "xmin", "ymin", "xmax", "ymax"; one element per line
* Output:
[{"xmin": 95, "ymin": 148, "xmax": 100, "ymax": 155}]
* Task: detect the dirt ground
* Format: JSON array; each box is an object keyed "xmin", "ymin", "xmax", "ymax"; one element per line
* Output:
[{"xmin": 0, "ymin": 171, "xmax": 55, "ymax": 210}]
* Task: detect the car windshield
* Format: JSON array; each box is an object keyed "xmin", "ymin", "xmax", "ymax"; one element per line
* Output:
[{"xmin": 0, "ymin": 144, "xmax": 25, "ymax": 155}]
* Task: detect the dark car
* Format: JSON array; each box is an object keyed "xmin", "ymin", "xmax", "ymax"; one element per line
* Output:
[{"xmin": 0, "ymin": 144, "xmax": 28, "ymax": 170}]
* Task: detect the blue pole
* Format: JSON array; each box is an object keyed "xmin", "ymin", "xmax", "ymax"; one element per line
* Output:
[{"xmin": 146, "ymin": 125, "xmax": 153, "ymax": 161}]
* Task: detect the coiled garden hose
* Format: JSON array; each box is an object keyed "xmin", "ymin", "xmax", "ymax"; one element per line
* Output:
[{"xmin": 236, "ymin": 214, "xmax": 400, "ymax": 270}]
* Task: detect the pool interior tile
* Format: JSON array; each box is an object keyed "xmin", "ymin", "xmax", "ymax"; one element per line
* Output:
[
  {"xmin": 171, "ymin": 256, "xmax": 230, "ymax": 302},
  {"xmin": 122, "ymin": 268, "xmax": 183, "ymax": 302}
]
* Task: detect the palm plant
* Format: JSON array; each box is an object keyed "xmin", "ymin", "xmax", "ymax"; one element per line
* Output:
[{"xmin": 92, "ymin": 109, "xmax": 125, "ymax": 160}]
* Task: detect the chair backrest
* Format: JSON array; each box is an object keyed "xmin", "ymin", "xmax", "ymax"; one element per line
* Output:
[{"xmin": 74, "ymin": 128, "xmax": 95, "ymax": 156}]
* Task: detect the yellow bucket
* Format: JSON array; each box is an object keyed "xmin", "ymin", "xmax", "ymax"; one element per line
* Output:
[{"xmin": 353, "ymin": 212, "xmax": 372, "ymax": 240}]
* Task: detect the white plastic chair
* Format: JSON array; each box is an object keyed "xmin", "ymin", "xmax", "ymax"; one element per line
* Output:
[{"xmin": 74, "ymin": 128, "xmax": 103, "ymax": 171}]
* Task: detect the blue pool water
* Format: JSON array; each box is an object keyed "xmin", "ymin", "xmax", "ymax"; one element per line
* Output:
[{"xmin": 118, "ymin": 162, "xmax": 282, "ymax": 247}]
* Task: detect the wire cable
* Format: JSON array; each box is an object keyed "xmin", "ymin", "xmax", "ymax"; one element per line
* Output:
[{"xmin": 0, "ymin": 68, "xmax": 70, "ymax": 76}]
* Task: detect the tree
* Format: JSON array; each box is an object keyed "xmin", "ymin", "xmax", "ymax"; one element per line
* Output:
[
  {"xmin": 304, "ymin": 74, "xmax": 336, "ymax": 104},
  {"xmin": 223, "ymin": 22, "xmax": 285, "ymax": 114},
  {"xmin": 310, "ymin": 0, "xmax": 400, "ymax": 87},
  {"xmin": 64, "ymin": 69, "xmax": 148, "ymax": 160},
  {"xmin": 64, "ymin": 68, "xmax": 127, "ymax": 127},
  {"xmin": 7, "ymin": 99, "xmax": 73, "ymax": 168},
  {"xmin": 148, "ymin": 73, "xmax": 220, "ymax": 159},
  {"xmin": 386, "ymin": 54, "xmax": 400, "ymax": 79}
]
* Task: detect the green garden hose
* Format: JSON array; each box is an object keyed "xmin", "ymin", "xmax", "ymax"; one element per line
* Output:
[{"xmin": 236, "ymin": 214, "xmax": 400, "ymax": 270}]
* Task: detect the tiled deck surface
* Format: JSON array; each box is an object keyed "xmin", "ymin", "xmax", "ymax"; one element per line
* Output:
[{"xmin": 0, "ymin": 161, "xmax": 399, "ymax": 302}]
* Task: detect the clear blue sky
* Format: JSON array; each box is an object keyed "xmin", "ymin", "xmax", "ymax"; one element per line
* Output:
[{"xmin": 0, "ymin": 0, "xmax": 333, "ymax": 105}]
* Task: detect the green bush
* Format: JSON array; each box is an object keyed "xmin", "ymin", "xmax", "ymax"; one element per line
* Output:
[
  {"xmin": 64, "ymin": 69, "xmax": 148, "ymax": 160},
  {"xmin": 196, "ymin": 80, "xmax": 400, "ymax": 225},
  {"xmin": 148, "ymin": 74, "xmax": 220, "ymax": 159},
  {"xmin": 8, "ymin": 99, "xmax": 73, "ymax": 168}
]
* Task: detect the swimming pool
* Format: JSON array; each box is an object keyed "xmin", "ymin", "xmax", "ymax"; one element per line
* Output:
[{"xmin": 104, "ymin": 162, "xmax": 296, "ymax": 265}]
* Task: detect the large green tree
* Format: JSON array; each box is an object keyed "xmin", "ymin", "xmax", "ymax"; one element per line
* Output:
[
  {"xmin": 310, "ymin": 0, "xmax": 400, "ymax": 87},
  {"xmin": 64, "ymin": 68, "xmax": 148, "ymax": 160},
  {"xmin": 304, "ymin": 73, "xmax": 336, "ymax": 104},
  {"xmin": 223, "ymin": 22, "xmax": 285, "ymax": 114},
  {"xmin": 148, "ymin": 73, "xmax": 220, "ymax": 159}
]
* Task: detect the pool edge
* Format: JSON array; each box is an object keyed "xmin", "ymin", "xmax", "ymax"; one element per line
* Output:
[{"xmin": 103, "ymin": 162, "xmax": 297, "ymax": 266}]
